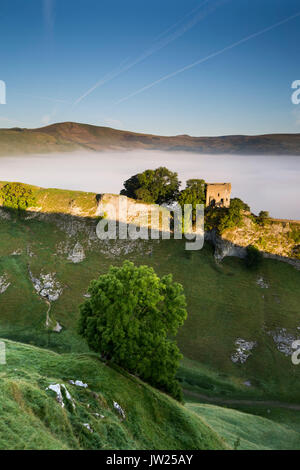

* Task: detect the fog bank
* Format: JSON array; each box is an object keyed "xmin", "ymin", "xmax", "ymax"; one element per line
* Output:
[{"xmin": 0, "ymin": 151, "xmax": 299, "ymax": 220}]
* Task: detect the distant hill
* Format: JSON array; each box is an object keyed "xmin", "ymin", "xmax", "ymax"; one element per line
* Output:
[{"xmin": 0, "ymin": 121, "xmax": 300, "ymax": 155}]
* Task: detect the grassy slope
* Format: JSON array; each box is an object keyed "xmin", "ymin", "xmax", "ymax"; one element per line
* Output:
[
  {"xmin": 0, "ymin": 205, "xmax": 300, "ymax": 403},
  {"xmin": 187, "ymin": 402, "xmax": 300, "ymax": 450},
  {"xmin": 1, "ymin": 186, "xmax": 300, "ymax": 449},
  {"xmin": 0, "ymin": 339, "xmax": 227, "ymax": 450}
]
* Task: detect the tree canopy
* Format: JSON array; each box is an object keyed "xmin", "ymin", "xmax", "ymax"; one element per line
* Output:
[
  {"xmin": 0, "ymin": 183, "xmax": 36, "ymax": 211},
  {"xmin": 178, "ymin": 179, "xmax": 206, "ymax": 222},
  {"xmin": 78, "ymin": 261, "xmax": 187, "ymax": 401},
  {"xmin": 120, "ymin": 167, "xmax": 180, "ymax": 204}
]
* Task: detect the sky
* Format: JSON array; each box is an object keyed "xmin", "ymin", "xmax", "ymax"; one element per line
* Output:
[{"xmin": 0, "ymin": 0, "xmax": 300, "ymax": 136}]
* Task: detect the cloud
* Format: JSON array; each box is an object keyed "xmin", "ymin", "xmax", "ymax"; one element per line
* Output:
[
  {"xmin": 73, "ymin": 0, "xmax": 226, "ymax": 106},
  {"xmin": 114, "ymin": 10, "xmax": 300, "ymax": 105},
  {"xmin": 44, "ymin": 0, "xmax": 55, "ymax": 32}
]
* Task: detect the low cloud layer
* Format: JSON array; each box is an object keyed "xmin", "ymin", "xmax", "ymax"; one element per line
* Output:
[{"xmin": 0, "ymin": 151, "xmax": 299, "ymax": 220}]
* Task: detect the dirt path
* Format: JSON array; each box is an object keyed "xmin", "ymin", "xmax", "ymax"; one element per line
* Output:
[{"xmin": 184, "ymin": 389, "xmax": 300, "ymax": 411}]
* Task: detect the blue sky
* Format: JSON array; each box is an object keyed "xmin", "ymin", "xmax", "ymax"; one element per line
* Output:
[{"xmin": 0, "ymin": 0, "xmax": 300, "ymax": 135}]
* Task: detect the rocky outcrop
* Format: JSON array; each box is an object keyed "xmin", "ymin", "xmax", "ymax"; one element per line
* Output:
[
  {"xmin": 67, "ymin": 242, "xmax": 86, "ymax": 264},
  {"xmin": 0, "ymin": 274, "xmax": 10, "ymax": 294},
  {"xmin": 206, "ymin": 217, "xmax": 300, "ymax": 270}
]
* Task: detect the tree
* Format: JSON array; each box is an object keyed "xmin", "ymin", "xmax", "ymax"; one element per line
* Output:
[
  {"xmin": 216, "ymin": 198, "xmax": 250, "ymax": 234},
  {"xmin": 0, "ymin": 183, "xmax": 36, "ymax": 212},
  {"xmin": 120, "ymin": 167, "xmax": 180, "ymax": 204},
  {"xmin": 78, "ymin": 261, "xmax": 187, "ymax": 401},
  {"xmin": 257, "ymin": 210, "xmax": 270, "ymax": 226},
  {"xmin": 178, "ymin": 179, "xmax": 206, "ymax": 222}
]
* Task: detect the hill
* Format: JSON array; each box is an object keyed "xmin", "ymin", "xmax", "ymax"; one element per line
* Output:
[
  {"xmin": 1, "ymin": 184, "xmax": 300, "ymax": 450},
  {"xmin": 0, "ymin": 184, "xmax": 300, "ymax": 405},
  {"xmin": 0, "ymin": 339, "xmax": 228, "ymax": 450},
  {"xmin": 0, "ymin": 122, "xmax": 300, "ymax": 155}
]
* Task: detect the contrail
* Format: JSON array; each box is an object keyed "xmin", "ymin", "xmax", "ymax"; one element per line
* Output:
[
  {"xmin": 44, "ymin": 0, "xmax": 55, "ymax": 32},
  {"xmin": 115, "ymin": 10, "xmax": 300, "ymax": 105},
  {"xmin": 73, "ymin": 0, "xmax": 227, "ymax": 106}
]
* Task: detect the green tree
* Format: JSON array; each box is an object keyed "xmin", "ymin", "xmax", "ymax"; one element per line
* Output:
[
  {"xmin": 178, "ymin": 179, "xmax": 206, "ymax": 222},
  {"xmin": 0, "ymin": 183, "xmax": 36, "ymax": 212},
  {"xmin": 78, "ymin": 261, "xmax": 187, "ymax": 401},
  {"xmin": 257, "ymin": 210, "xmax": 270, "ymax": 227},
  {"xmin": 120, "ymin": 167, "xmax": 180, "ymax": 204},
  {"xmin": 216, "ymin": 198, "xmax": 250, "ymax": 234}
]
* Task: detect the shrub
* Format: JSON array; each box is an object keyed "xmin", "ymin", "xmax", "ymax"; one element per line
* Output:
[{"xmin": 0, "ymin": 183, "xmax": 36, "ymax": 212}]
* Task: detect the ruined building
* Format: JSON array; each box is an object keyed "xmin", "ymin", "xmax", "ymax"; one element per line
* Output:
[{"xmin": 206, "ymin": 183, "xmax": 231, "ymax": 208}]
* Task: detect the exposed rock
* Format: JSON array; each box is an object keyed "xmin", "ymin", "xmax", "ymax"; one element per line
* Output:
[
  {"xmin": 257, "ymin": 277, "xmax": 269, "ymax": 289},
  {"xmin": 11, "ymin": 249, "xmax": 22, "ymax": 256},
  {"xmin": 29, "ymin": 270, "xmax": 62, "ymax": 302},
  {"xmin": 53, "ymin": 322, "xmax": 63, "ymax": 333},
  {"xmin": 113, "ymin": 401, "xmax": 126, "ymax": 420},
  {"xmin": 0, "ymin": 274, "xmax": 10, "ymax": 294},
  {"xmin": 26, "ymin": 246, "xmax": 35, "ymax": 257},
  {"xmin": 67, "ymin": 242, "xmax": 86, "ymax": 264},
  {"xmin": 231, "ymin": 338, "xmax": 257, "ymax": 364},
  {"xmin": 69, "ymin": 379, "xmax": 88, "ymax": 388},
  {"xmin": 82, "ymin": 423, "xmax": 93, "ymax": 433},
  {"xmin": 267, "ymin": 328, "xmax": 299, "ymax": 356},
  {"xmin": 46, "ymin": 383, "xmax": 75, "ymax": 409}
]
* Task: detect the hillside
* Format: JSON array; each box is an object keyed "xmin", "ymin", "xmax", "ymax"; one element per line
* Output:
[
  {"xmin": 1, "ymin": 184, "xmax": 300, "ymax": 450},
  {"xmin": 0, "ymin": 184, "xmax": 300, "ymax": 405},
  {"xmin": 0, "ymin": 339, "xmax": 228, "ymax": 450},
  {"xmin": 0, "ymin": 122, "xmax": 300, "ymax": 155}
]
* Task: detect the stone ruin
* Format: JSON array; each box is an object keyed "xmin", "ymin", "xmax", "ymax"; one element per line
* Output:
[{"xmin": 206, "ymin": 183, "xmax": 231, "ymax": 208}]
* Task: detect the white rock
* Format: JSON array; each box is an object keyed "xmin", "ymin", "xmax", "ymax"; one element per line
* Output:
[
  {"xmin": 0, "ymin": 274, "xmax": 10, "ymax": 294},
  {"xmin": 68, "ymin": 242, "xmax": 86, "ymax": 264},
  {"xmin": 69, "ymin": 379, "xmax": 88, "ymax": 388},
  {"xmin": 46, "ymin": 383, "xmax": 75, "ymax": 409},
  {"xmin": 82, "ymin": 423, "xmax": 93, "ymax": 433},
  {"xmin": 267, "ymin": 328, "xmax": 299, "ymax": 356},
  {"xmin": 53, "ymin": 322, "xmax": 63, "ymax": 333},
  {"xmin": 231, "ymin": 338, "xmax": 257, "ymax": 364},
  {"xmin": 257, "ymin": 277, "xmax": 269, "ymax": 289},
  {"xmin": 113, "ymin": 401, "xmax": 126, "ymax": 419},
  {"xmin": 29, "ymin": 270, "xmax": 62, "ymax": 301}
]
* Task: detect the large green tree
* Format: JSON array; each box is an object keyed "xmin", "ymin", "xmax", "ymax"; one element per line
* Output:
[
  {"xmin": 120, "ymin": 167, "xmax": 180, "ymax": 204},
  {"xmin": 178, "ymin": 179, "xmax": 206, "ymax": 222},
  {"xmin": 0, "ymin": 183, "xmax": 36, "ymax": 212},
  {"xmin": 78, "ymin": 261, "xmax": 187, "ymax": 401}
]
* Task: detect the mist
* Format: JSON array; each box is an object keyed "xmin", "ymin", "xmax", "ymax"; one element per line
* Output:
[{"xmin": 0, "ymin": 151, "xmax": 299, "ymax": 220}]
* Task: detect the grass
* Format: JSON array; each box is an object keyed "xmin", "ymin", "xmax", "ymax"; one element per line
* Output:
[
  {"xmin": 0, "ymin": 339, "xmax": 228, "ymax": 450},
  {"xmin": 187, "ymin": 402, "xmax": 300, "ymax": 450},
  {"xmin": 0, "ymin": 208, "xmax": 300, "ymax": 403},
  {"xmin": 1, "ymin": 186, "xmax": 300, "ymax": 449}
]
